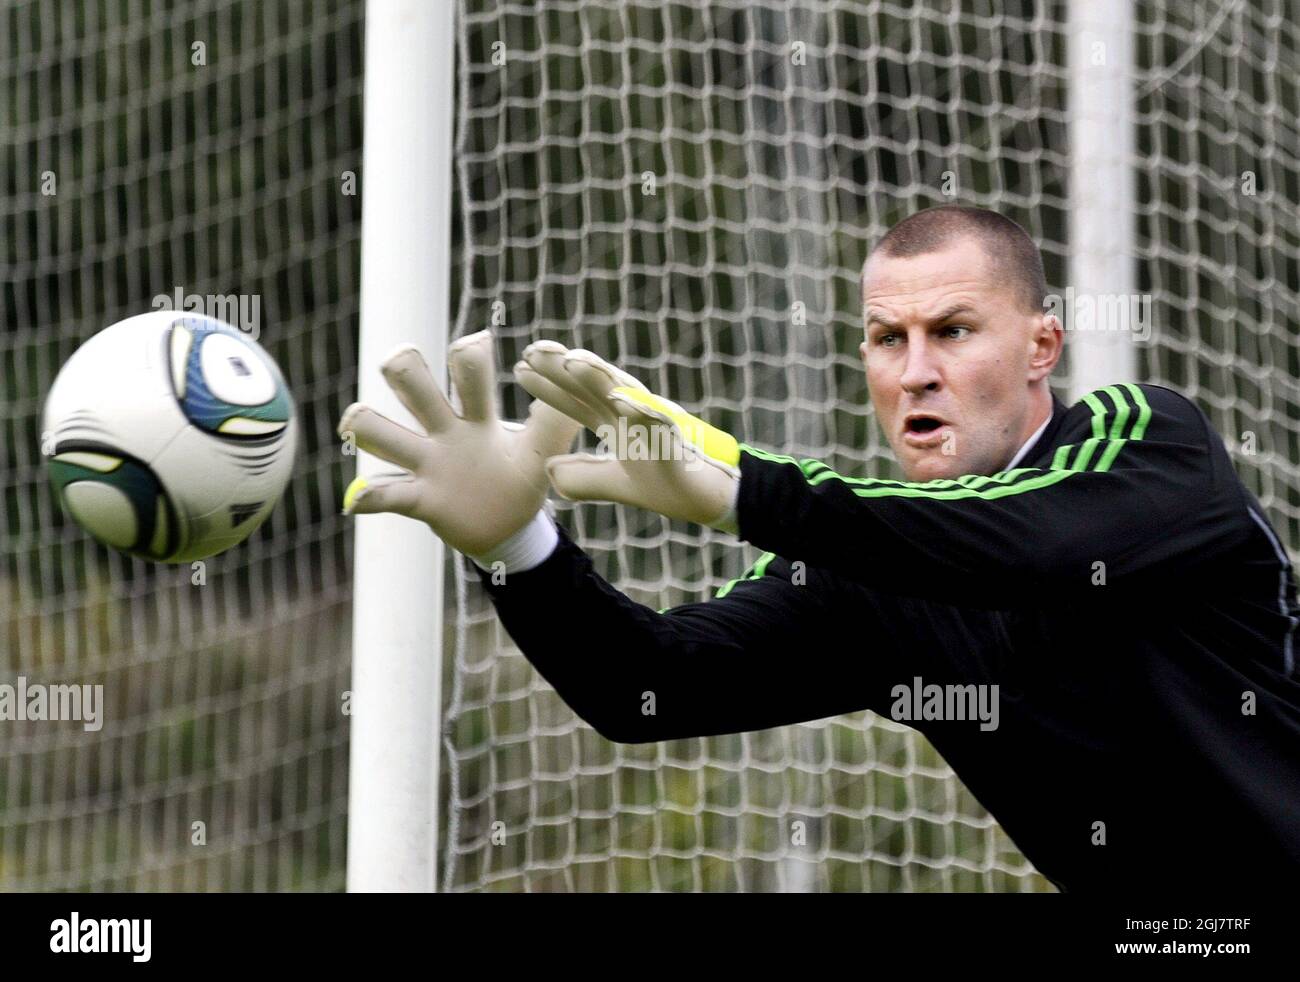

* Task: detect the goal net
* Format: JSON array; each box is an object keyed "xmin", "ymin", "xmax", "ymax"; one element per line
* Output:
[
  {"xmin": 440, "ymin": 0, "xmax": 1298, "ymax": 891},
  {"xmin": 2, "ymin": 0, "xmax": 1295, "ymax": 891}
]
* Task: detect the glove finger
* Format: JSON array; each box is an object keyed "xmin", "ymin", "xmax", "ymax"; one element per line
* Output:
[
  {"xmin": 338, "ymin": 403, "xmax": 427, "ymax": 472},
  {"xmin": 564, "ymin": 347, "xmax": 649, "ymax": 393},
  {"xmin": 546, "ymin": 453, "xmax": 641, "ymax": 506},
  {"xmin": 520, "ymin": 398, "xmax": 583, "ymax": 460},
  {"xmin": 562, "ymin": 349, "xmax": 653, "ymax": 420},
  {"xmin": 448, "ymin": 330, "xmax": 498, "ymax": 422},
  {"xmin": 380, "ymin": 344, "xmax": 456, "ymax": 435},
  {"xmin": 515, "ymin": 361, "xmax": 602, "ymax": 431},
  {"xmin": 342, "ymin": 471, "xmax": 421, "ymax": 517},
  {"xmin": 520, "ymin": 341, "xmax": 617, "ymax": 427}
]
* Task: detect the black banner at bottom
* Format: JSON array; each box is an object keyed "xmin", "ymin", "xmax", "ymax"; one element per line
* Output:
[{"xmin": 0, "ymin": 892, "xmax": 1284, "ymax": 970}]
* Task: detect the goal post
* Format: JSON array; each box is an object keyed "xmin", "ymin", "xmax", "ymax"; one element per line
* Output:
[
  {"xmin": 1066, "ymin": 0, "xmax": 1138, "ymax": 398},
  {"xmin": 346, "ymin": 0, "xmax": 454, "ymax": 892}
]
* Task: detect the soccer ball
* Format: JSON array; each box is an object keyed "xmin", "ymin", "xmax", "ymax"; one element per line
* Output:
[{"xmin": 43, "ymin": 310, "xmax": 298, "ymax": 563}]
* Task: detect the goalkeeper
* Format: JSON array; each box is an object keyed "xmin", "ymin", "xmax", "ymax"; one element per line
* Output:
[{"xmin": 339, "ymin": 205, "xmax": 1300, "ymax": 892}]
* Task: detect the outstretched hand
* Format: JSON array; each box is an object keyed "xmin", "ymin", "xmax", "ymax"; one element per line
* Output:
[
  {"xmin": 514, "ymin": 340, "xmax": 741, "ymax": 533},
  {"xmin": 338, "ymin": 330, "xmax": 580, "ymax": 557}
]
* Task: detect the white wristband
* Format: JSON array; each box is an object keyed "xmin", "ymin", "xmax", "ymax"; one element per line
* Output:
[
  {"xmin": 469, "ymin": 507, "xmax": 559, "ymax": 574},
  {"xmin": 713, "ymin": 480, "xmax": 740, "ymax": 535}
]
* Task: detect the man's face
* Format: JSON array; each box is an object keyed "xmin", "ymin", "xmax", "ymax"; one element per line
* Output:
[{"xmin": 860, "ymin": 236, "xmax": 1057, "ymax": 482}]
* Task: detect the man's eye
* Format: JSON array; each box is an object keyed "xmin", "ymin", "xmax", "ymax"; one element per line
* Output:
[
  {"xmin": 877, "ymin": 333, "xmax": 900, "ymax": 347},
  {"xmin": 943, "ymin": 324, "xmax": 971, "ymax": 340}
]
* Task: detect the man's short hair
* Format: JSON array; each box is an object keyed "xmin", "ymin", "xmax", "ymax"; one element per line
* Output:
[{"xmin": 863, "ymin": 205, "xmax": 1047, "ymax": 313}]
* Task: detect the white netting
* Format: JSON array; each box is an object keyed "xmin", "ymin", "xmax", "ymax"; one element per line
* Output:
[
  {"xmin": 1134, "ymin": 1, "xmax": 1300, "ymax": 553},
  {"xmin": 441, "ymin": 0, "xmax": 1297, "ymax": 892},
  {"xmin": 3, "ymin": 0, "xmax": 1295, "ymax": 892}
]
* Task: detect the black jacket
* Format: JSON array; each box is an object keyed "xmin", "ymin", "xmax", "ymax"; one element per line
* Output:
[{"xmin": 478, "ymin": 383, "xmax": 1300, "ymax": 891}]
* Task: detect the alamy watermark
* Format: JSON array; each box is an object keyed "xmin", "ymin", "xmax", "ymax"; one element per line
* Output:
[
  {"xmin": 890, "ymin": 676, "xmax": 999, "ymax": 731},
  {"xmin": 50, "ymin": 912, "xmax": 151, "ymax": 962},
  {"xmin": 1045, "ymin": 288, "xmax": 1152, "ymax": 343},
  {"xmin": 0, "ymin": 676, "xmax": 104, "ymax": 732},
  {"xmin": 594, "ymin": 417, "xmax": 707, "ymax": 470},
  {"xmin": 153, "ymin": 287, "xmax": 262, "ymax": 339}
]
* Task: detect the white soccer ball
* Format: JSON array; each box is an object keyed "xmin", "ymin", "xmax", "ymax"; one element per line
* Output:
[{"xmin": 43, "ymin": 310, "xmax": 298, "ymax": 562}]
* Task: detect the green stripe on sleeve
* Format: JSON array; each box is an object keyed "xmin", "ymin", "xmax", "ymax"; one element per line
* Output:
[
  {"xmin": 715, "ymin": 550, "xmax": 777, "ymax": 598},
  {"xmin": 739, "ymin": 383, "xmax": 1155, "ymax": 501}
]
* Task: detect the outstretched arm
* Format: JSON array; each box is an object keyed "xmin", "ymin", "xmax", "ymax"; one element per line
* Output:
[
  {"xmin": 514, "ymin": 343, "xmax": 1252, "ymax": 607},
  {"xmin": 475, "ymin": 521, "xmax": 928, "ymax": 743}
]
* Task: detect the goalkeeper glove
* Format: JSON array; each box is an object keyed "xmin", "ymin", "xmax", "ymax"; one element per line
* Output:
[
  {"xmin": 338, "ymin": 330, "xmax": 580, "ymax": 559},
  {"xmin": 514, "ymin": 340, "xmax": 741, "ymax": 533}
]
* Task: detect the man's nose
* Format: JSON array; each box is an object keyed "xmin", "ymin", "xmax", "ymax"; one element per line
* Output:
[{"xmin": 898, "ymin": 336, "xmax": 941, "ymax": 393}]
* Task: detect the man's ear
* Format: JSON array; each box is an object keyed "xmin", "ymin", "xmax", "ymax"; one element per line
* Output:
[
  {"xmin": 1028, "ymin": 313, "xmax": 1064, "ymax": 381},
  {"xmin": 859, "ymin": 338, "xmax": 869, "ymax": 365}
]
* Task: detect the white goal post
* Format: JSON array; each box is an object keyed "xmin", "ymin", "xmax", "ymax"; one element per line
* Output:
[
  {"xmin": 346, "ymin": 0, "xmax": 454, "ymax": 892},
  {"xmin": 1067, "ymin": 0, "xmax": 1137, "ymax": 397}
]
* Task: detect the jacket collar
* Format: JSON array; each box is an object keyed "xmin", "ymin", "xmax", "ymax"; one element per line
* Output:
[{"xmin": 1019, "ymin": 392, "xmax": 1071, "ymax": 467}]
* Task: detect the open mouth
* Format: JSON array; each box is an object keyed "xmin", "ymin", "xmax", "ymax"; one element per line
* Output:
[
  {"xmin": 902, "ymin": 415, "xmax": 951, "ymax": 447},
  {"xmin": 906, "ymin": 417, "xmax": 944, "ymax": 434}
]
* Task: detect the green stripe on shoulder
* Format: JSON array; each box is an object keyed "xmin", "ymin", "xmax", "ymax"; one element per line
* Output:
[
  {"xmin": 1058, "ymin": 382, "xmax": 1151, "ymax": 473},
  {"xmin": 1120, "ymin": 382, "xmax": 1153, "ymax": 440}
]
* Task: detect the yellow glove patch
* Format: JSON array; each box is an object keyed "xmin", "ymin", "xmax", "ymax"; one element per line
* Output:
[{"xmin": 612, "ymin": 386, "xmax": 740, "ymax": 468}]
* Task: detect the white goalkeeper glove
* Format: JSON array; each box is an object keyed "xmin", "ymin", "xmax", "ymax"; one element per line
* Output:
[
  {"xmin": 514, "ymin": 341, "xmax": 741, "ymax": 533},
  {"xmin": 338, "ymin": 330, "xmax": 581, "ymax": 559}
]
